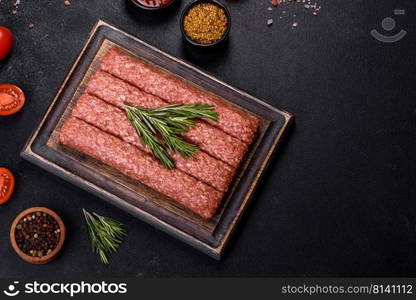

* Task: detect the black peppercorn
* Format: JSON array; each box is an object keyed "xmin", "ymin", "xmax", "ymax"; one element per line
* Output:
[{"xmin": 15, "ymin": 212, "xmax": 60, "ymax": 257}]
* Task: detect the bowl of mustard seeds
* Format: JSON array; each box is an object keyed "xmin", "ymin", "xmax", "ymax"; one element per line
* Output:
[{"xmin": 180, "ymin": 0, "xmax": 231, "ymax": 47}]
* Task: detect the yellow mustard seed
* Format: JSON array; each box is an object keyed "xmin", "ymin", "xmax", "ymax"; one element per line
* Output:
[{"xmin": 183, "ymin": 3, "xmax": 228, "ymax": 45}]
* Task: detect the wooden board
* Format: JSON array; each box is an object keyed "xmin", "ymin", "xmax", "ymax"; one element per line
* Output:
[{"xmin": 21, "ymin": 20, "xmax": 294, "ymax": 259}]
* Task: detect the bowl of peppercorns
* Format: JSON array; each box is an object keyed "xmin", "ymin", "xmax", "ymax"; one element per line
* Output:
[{"xmin": 10, "ymin": 207, "xmax": 66, "ymax": 264}]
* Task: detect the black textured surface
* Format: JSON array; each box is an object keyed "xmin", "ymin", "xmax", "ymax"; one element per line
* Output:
[{"xmin": 0, "ymin": 0, "xmax": 415, "ymax": 277}]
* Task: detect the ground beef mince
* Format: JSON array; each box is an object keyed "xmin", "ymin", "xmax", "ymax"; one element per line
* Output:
[
  {"xmin": 181, "ymin": 122, "xmax": 247, "ymax": 168},
  {"xmin": 86, "ymin": 71, "xmax": 248, "ymax": 168},
  {"xmin": 58, "ymin": 48, "xmax": 264, "ymax": 220},
  {"xmin": 59, "ymin": 117, "xmax": 223, "ymax": 219},
  {"xmin": 86, "ymin": 70, "xmax": 166, "ymax": 109},
  {"xmin": 72, "ymin": 94, "xmax": 236, "ymax": 192},
  {"xmin": 99, "ymin": 47, "xmax": 260, "ymax": 144}
]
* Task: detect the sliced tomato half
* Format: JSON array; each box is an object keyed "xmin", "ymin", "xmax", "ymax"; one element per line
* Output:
[
  {"xmin": 0, "ymin": 84, "xmax": 25, "ymax": 116},
  {"xmin": 0, "ymin": 168, "xmax": 15, "ymax": 204}
]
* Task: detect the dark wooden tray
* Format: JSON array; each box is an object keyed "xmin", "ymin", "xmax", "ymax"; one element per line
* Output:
[{"xmin": 21, "ymin": 20, "xmax": 293, "ymax": 259}]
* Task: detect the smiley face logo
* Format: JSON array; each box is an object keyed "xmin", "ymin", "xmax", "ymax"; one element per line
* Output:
[
  {"xmin": 371, "ymin": 9, "xmax": 407, "ymax": 43},
  {"xmin": 3, "ymin": 281, "xmax": 20, "ymax": 297}
]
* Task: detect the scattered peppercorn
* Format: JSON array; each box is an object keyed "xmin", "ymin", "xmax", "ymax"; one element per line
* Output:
[
  {"xmin": 15, "ymin": 212, "xmax": 60, "ymax": 257},
  {"xmin": 183, "ymin": 3, "xmax": 228, "ymax": 45}
]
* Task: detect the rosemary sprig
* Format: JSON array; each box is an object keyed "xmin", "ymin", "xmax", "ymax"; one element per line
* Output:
[
  {"xmin": 152, "ymin": 104, "xmax": 219, "ymax": 121},
  {"xmin": 83, "ymin": 209, "xmax": 127, "ymax": 264},
  {"xmin": 125, "ymin": 107, "xmax": 175, "ymax": 169},
  {"xmin": 124, "ymin": 103, "xmax": 218, "ymax": 168}
]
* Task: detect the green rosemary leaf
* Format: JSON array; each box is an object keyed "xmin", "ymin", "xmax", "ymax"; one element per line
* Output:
[
  {"xmin": 83, "ymin": 209, "xmax": 127, "ymax": 265},
  {"xmin": 163, "ymin": 134, "xmax": 198, "ymax": 158},
  {"xmin": 153, "ymin": 104, "xmax": 218, "ymax": 121},
  {"xmin": 124, "ymin": 103, "xmax": 218, "ymax": 168},
  {"xmin": 125, "ymin": 106, "xmax": 175, "ymax": 169}
]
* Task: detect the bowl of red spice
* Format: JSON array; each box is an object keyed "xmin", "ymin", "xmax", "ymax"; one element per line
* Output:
[
  {"xmin": 127, "ymin": 0, "xmax": 177, "ymax": 11},
  {"xmin": 10, "ymin": 207, "xmax": 66, "ymax": 264},
  {"xmin": 180, "ymin": 0, "xmax": 231, "ymax": 47}
]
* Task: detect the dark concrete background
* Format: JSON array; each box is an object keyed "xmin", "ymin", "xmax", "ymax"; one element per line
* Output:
[{"xmin": 0, "ymin": 0, "xmax": 415, "ymax": 277}]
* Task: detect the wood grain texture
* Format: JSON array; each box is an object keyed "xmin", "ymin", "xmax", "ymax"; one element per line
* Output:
[{"xmin": 21, "ymin": 21, "xmax": 293, "ymax": 259}]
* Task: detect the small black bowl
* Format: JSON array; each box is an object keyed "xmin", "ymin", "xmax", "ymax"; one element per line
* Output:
[
  {"xmin": 127, "ymin": 0, "xmax": 177, "ymax": 11},
  {"xmin": 180, "ymin": 0, "xmax": 231, "ymax": 47}
]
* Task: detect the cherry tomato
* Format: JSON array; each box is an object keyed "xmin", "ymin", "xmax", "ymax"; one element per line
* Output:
[
  {"xmin": 0, "ymin": 26, "xmax": 13, "ymax": 60},
  {"xmin": 0, "ymin": 84, "xmax": 25, "ymax": 116},
  {"xmin": 0, "ymin": 168, "xmax": 15, "ymax": 204}
]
